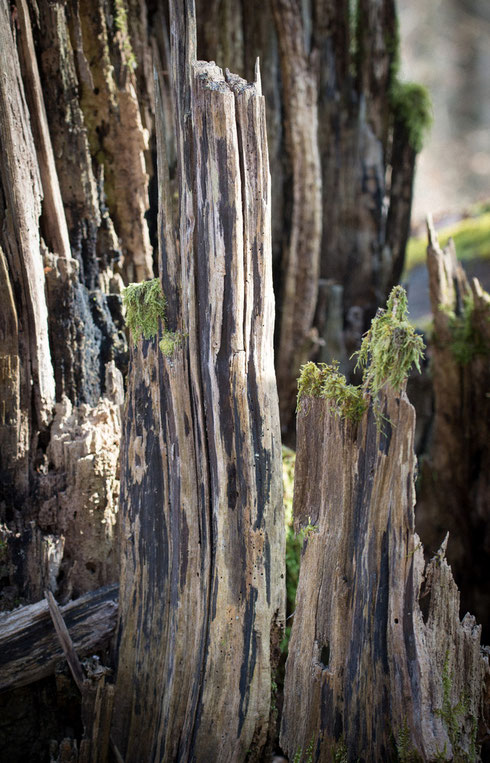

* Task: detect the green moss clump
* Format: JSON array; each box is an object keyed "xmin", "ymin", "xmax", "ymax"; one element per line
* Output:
[
  {"xmin": 159, "ymin": 331, "xmax": 183, "ymax": 357},
  {"xmin": 443, "ymin": 293, "xmax": 489, "ymax": 366},
  {"xmin": 297, "ymin": 361, "xmax": 367, "ymax": 423},
  {"xmin": 390, "ymin": 80, "xmax": 432, "ymax": 153},
  {"xmin": 354, "ymin": 285, "xmax": 425, "ymax": 397},
  {"xmin": 297, "ymin": 286, "xmax": 425, "ymax": 428},
  {"xmin": 123, "ymin": 278, "xmax": 166, "ymax": 343}
]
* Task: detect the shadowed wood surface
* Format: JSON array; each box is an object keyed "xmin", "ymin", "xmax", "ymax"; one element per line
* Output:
[
  {"xmin": 281, "ymin": 390, "xmax": 488, "ymax": 761},
  {"xmin": 0, "ymin": 584, "xmax": 118, "ymax": 692},
  {"xmin": 111, "ymin": 4, "xmax": 284, "ymax": 760}
]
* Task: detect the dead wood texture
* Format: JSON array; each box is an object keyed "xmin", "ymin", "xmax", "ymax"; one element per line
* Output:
[
  {"xmin": 0, "ymin": 583, "xmax": 117, "ymax": 692},
  {"xmin": 111, "ymin": 3, "xmax": 284, "ymax": 761},
  {"xmin": 0, "ymin": 0, "xmax": 163, "ymax": 608},
  {"xmin": 281, "ymin": 389, "xmax": 489, "ymax": 761},
  {"xmin": 196, "ymin": 0, "xmax": 418, "ymax": 437},
  {"xmin": 416, "ymin": 221, "xmax": 490, "ymax": 640}
]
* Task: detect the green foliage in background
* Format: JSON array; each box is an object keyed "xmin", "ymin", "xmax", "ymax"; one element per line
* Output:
[
  {"xmin": 405, "ymin": 207, "xmax": 490, "ymax": 275},
  {"xmin": 442, "ymin": 293, "xmax": 488, "ymax": 366}
]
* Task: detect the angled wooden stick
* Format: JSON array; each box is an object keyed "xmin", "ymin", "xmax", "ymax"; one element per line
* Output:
[{"xmin": 45, "ymin": 589, "xmax": 85, "ymax": 691}]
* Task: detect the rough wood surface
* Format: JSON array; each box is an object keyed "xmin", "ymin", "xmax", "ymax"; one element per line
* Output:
[
  {"xmin": 0, "ymin": 584, "xmax": 118, "ymax": 692},
  {"xmin": 111, "ymin": 4, "xmax": 284, "ymax": 760},
  {"xmin": 281, "ymin": 389, "xmax": 488, "ymax": 761},
  {"xmin": 416, "ymin": 221, "xmax": 490, "ymax": 639}
]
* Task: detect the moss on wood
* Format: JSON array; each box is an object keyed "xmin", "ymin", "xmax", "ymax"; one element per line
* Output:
[{"xmin": 297, "ymin": 286, "xmax": 425, "ymax": 426}]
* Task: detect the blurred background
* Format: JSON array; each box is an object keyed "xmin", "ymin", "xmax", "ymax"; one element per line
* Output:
[{"xmin": 398, "ymin": 0, "xmax": 490, "ymax": 226}]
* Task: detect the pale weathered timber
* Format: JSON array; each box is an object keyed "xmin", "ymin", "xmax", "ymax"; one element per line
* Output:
[
  {"xmin": 281, "ymin": 388, "xmax": 488, "ymax": 761},
  {"xmin": 111, "ymin": 4, "xmax": 284, "ymax": 760},
  {"xmin": 0, "ymin": 584, "xmax": 118, "ymax": 692},
  {"xmin": 416, "ymin": 221, "xmax": 490, "ymax": 639}
]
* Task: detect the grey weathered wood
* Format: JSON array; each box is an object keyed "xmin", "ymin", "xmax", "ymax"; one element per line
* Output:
[
  {"xmin": 417, "ymin": 220, "xmax": 490, "ymax": 639},
  {"xmin": 0, "ymin": 584, "xmax": 118, "ymax": 692},
  {"xmin": 46, "ymin": 590, "xmax": 85, "ymax": 691},
  {"xmin": 281, "ymin": 388, "xmax": 488, "ymax": 761},
  {"xmin": 111, "ymin": 3, "xmax": 284, "ymax": 760}
]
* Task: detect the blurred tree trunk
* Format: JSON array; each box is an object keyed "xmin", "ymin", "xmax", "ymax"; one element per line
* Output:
[
  {"xmin": 196, "ymin": 0, "xmax": 420, "ymax": 438},
  {"xmin": 416, "ymin": 221, "xmax": 490, "ymax": 640}
]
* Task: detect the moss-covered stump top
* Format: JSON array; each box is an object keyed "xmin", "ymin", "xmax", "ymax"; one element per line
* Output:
[{"xmin": 297, "ymin": 285, "xmax": 425, "ymax": 428}]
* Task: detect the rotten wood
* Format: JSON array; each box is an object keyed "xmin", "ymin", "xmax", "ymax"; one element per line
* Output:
[
  {"xmin": 46, "ymin": 589, "xmax": 85, "ymax": 691},
  {"xmin": 0, "ymin": 584, "xmax": 118, "ymax": 692},
  {"xmin": 281, "ymin": 388, "xmax": 488, "ymax": 761},
  {"xmin": 416, "ymin": 220, "xmax": 490, "ymax": 639},
  {"xmin": 111, "ymin": 3, "xmax": 284, "ymax": 760}
]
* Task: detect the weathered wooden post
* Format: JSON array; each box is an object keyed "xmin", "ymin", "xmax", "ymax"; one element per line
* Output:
[
  {"xmin": 280, "ymin": 288, "xmax": 488, "ymax": 761},
  {"xmin": 111, "ymin": 3, "xmax": 284, "ymax": 760}
]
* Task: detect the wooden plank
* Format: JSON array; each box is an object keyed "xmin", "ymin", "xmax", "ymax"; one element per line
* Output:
[{"xmin": 0, "ymin": 584, "xmax": 118, "ymax": 692}]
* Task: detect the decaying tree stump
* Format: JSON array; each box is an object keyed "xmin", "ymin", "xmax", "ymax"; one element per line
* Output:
[
  {"xmin": 416, "ymin": 220, "xmax": 490, "ymax": 640},
  {"xmin": 0, "ymin": 0, "xmax": 165, "ymax": 607},
  {"xmin": 281, "ymin": 314, "xmax": 488, "ymax": 760},
  {"xmin": 111, "ymin": 3, "xmax": 284, "ymax": 760}
]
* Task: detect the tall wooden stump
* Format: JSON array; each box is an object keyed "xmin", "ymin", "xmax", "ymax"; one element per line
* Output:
[
  {"xmin": 281, "ymin": 386, "xmax": 488, "ymax": 761},
  {"xmin": 111, "ymin": 5, "xmax": 284, "ymax": 761}
]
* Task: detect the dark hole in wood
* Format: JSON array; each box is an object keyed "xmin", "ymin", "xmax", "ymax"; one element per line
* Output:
[{"xmin": 320, "ymin": 643, "xmax": 330, "ymax": 668}]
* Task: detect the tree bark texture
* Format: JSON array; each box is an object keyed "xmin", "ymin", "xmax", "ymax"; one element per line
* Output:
[
  {"xmin": 281, "ymin": 390, "xmax": 489, "ymax": 761},
  {"xmin": 195, "ymin": 0, "xmax": 418, "ymax": 437},
  {"xmin": 0, "ymin": 0, "xmax": 164, "ymax": 608},
  {"xmin": 111, "ymin": 5, "xmax": 284, "ymax": 761},
  {"xmin": 416, "ymin": 221, "xmax": 490, "ymax": 640}
]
